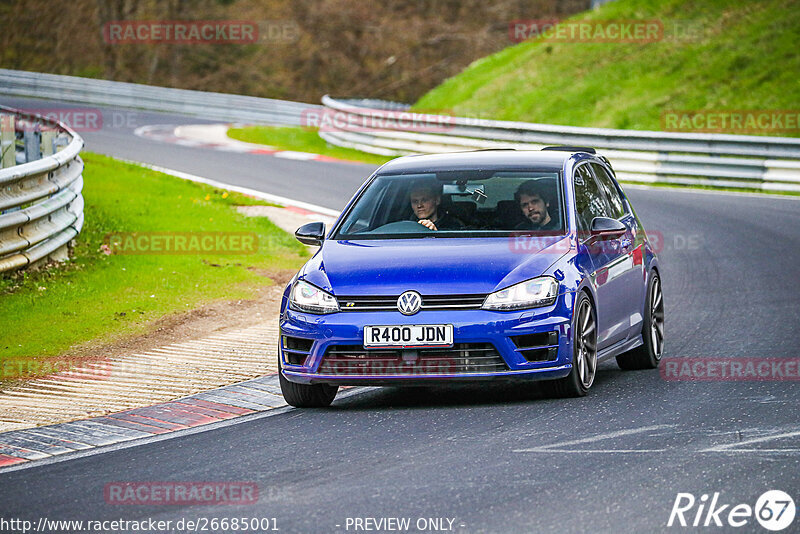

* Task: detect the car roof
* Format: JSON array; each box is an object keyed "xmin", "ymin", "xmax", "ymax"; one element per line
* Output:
[{"xmin": 377, "ymin": 149, "xmax": 588, "ymax": 175}]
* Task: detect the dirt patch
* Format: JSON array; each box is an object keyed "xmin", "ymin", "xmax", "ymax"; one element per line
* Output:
[
  {"xmin": 63, "ymin": 269, "xmax": 294, "ymax": 365},
  {"xmin": 1, "ymin": 269, "xmax": 294, "ymax": 389},
  {"xmin": 0, "ymin": 269, "xmax": 297, "ymax": 432}
]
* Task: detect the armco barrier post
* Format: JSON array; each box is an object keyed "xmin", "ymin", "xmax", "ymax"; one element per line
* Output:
[
  {"xmin": 24, "ymin": 126, "xmax": 41, "ymax": 163},
  {"xmin": 0, "ymin": 114, "xmax": 14, "ymax": 168},
  {"xmin": 0, "ymin": 105, "xmax": 84, "ymax": 273},
  {"xmin": 41, "ymin": 130, "xmax": 55, "ymax": 157}
]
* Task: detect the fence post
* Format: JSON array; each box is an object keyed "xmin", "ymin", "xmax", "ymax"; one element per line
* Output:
[
  {"xmin": 41, "ymin": 130, "xmax": 56, "ymax": 157},
  {"xmin": 0, "ymin": 114, "xmax": 14, "ymax": 168},
  {"xmin": 24, "ymin": 124, "xmax": 41, "ymax": 163}
]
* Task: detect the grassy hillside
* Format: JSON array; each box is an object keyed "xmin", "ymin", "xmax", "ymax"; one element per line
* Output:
[
  {"xmin": 415, "ymin": 0, "xmax": 799, "ymax": 135},
  {"xmin": 0, "ymin": 0, "xmax": 590, "ymax": 104}
]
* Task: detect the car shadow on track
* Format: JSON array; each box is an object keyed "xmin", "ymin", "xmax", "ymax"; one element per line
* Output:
[{"xmin": 330, "ymin": 361, "xmax": 624, "ymax": 411}]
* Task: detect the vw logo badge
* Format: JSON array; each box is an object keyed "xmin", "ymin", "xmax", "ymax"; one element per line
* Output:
[{"xmin": 397, "ymin": 291, "xmax": 422, "ymax": 315}]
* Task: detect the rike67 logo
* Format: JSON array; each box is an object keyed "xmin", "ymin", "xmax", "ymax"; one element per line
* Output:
[{"xmin": 668, "ymin": 490, "xmax": 795, "ymax": 531}]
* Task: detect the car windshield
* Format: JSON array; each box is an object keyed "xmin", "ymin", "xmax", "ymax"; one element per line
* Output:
[{"xmin": 333, "ymin": 169, "xmax": 565, "ymax": 239}]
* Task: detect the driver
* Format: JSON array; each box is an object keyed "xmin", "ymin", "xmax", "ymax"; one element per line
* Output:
[
  {"xmin": 514, "ymin": 180, "xmax": 559, "ymax": 231},
  {"xmin": 409, "ymin": 181, "xmax": 464, "ymax": 231}
]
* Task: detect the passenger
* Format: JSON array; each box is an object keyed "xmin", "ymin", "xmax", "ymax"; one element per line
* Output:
[
  {"xmin": 408, "ymin": 181, "xmax": 464, "ymax": 231},
  {"xmin": 514, "ymin": 180, "xmax": 559, "ymax": 231}
]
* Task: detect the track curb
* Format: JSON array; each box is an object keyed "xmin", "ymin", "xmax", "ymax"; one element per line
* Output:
[
  {"xmin": 134, "ymin": 123, "xmax": 369, "ymax": 168},
  {"xmin": 0, "ymin": 374, "xmax": 287, "ymax": 470},
  {"xmin": 0, "ymin": 160, "xmax": 342, "ymax": 472}
]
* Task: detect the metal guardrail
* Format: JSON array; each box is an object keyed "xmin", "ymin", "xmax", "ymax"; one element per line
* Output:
[
  {"xmin": 0, "ymin": 69, "xmax": 319, "ymax": 126},
  {"xmin": 0, "ymin": 106, "xmax": 84, "ymax": 273},
  {"xmin": 2, "ymin": 70, "xmax": 797, "ymax": 192},
  {"xmin": 319, "ymin": 96, "xmax": 800, "ymax": 192}
]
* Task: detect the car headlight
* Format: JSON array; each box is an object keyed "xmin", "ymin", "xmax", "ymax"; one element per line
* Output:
[
  {"xmin": 482, "ymin": 276, "xmax": 559, "ymax": 311},
  {"xmin": 289, "ymin": 280, "xmax": 340, "ymax": 314}
]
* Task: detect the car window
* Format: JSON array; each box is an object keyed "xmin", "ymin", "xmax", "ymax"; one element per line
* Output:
[
  {"xmin": 333, "ymin": 170, "xmax": 565, "ymax": 239},
  {"xmin": 590, "ymin": 163, "xmax": 626, "ymax": 219},
  {"xmin": 573, "ymin": 164, "xmax": 612, "ymax": 235}
]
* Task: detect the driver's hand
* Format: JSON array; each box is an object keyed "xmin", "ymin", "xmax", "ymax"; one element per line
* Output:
[{"xmin": 418, "ymin": 219, "xmax": 438, "ymax": 231}]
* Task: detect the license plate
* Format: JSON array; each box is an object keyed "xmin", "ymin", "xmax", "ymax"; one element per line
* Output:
[{"xmin": 364, "ymin": 324, "xmax": 453, "ymax": 348}]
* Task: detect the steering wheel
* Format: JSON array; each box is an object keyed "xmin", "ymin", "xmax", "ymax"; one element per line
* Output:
[{"xmin": 366, "ymin": 220, "xmax": 434, "ymax": 234}]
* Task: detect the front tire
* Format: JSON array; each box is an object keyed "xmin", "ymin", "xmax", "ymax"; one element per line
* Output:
[
  {"xmin": 616, "ymin": 272, "xmax": 664, "ymax": 370},
  {"xmin": 545, "ymin": 292, "xmax": 597, "ymax": 398},
  {"xmin": 279, "ymin": 362, "xmax": 338, "ymax": 408}
]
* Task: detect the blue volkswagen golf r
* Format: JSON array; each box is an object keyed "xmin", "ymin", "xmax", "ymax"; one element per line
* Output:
[{"xmin": 278, "ymin": 148, "xmax": 664, "ymax": 407}]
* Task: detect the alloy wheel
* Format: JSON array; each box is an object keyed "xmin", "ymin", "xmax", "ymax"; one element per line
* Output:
[
  {"xmin": 650, "ymin": 276, "xmax": 664, "ymax": 359},
  {"xmin": 575, "ymin": 298, "xmax": 597, "ymax": 388}
]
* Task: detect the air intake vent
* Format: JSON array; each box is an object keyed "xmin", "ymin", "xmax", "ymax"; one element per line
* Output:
[
  {"xmin": 282, "ymin": 335, "xmax": 313, "ymax": 366},
  {"xmin": 512, "ymin": 331, "xmax": 558, "ymax": 362}
]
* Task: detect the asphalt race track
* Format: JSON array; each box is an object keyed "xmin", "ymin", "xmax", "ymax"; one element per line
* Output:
[
  {"xmin": 2, "ymin": 96, "xmax": 799, "ymax": 533},
  {"xmin": 0, "ymin": 96, "xmax": 372, "ymax": 211}
]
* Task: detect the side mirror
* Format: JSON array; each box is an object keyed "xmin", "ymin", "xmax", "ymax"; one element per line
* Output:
[
  {"xmin": 590, "ymin": 217, "xmax": 626, "ymax": 239},
  {"xmin": 295, "ymin": 222, "xmax": 326, "ymax": 246}
]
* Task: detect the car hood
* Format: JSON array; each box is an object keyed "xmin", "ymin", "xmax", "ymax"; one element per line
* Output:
[{"xmin": 299, "ymin": 236, "xmax": 571, "ymax": 296}]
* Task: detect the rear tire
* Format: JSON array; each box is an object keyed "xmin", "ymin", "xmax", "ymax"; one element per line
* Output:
[
  {"xmin": 279, "ymin": 362, "xmax": 338, "ymax": 408},
  {"xmin": 544, "ymin": 292, "xmax": 597, "ymax": 398},
  {"xmin": 616, "ymin": 272, "xmax": 664, "ymax": 370}
]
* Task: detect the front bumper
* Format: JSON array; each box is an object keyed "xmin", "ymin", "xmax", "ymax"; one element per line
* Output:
[{"xmin": 280, "ymin": 293, "xmax": 576, "ymax": 386}]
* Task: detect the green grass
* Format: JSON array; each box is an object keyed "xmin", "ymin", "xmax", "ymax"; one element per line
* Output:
[
  {"xmin": 227, "ymin": 125, "xmax": 394, "ymax": 165},
  {"xmin": 415, "ymin": 0, "xmax": 800, "ymax": 136},
  {"xmin": 0, "ymin": 153, "xmax": 308, "ymax": 375}
]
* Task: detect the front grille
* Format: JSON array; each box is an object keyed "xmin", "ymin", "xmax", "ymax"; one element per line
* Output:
[
  {"xmin": 318, "ymin": 343, "xmax": 508, "ymax": 376},
  {"xmin": 337, "ymin": 294, "xmax": 486, "ymax": 312}
]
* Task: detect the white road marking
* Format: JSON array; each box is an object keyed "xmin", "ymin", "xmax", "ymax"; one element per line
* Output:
[
  {"xmin": 514, "ymin": 425, "xmax": 800, "ymax": 455},
  {"xmin": 513, "ymin": 424, "xmax": 674, "ymax": 453},
  {"xmin": 117, "ymin": 158, "xmax": 341, "ymax": 218},
  {"xmin": 515, "ymin": 449, "xmax": 667, "ymax": 454},
  {"xmin": 701, "ymin": 429, "xmax": 800, "ymax": 452},
  {"xmin": 274, "ymin": 151, "xmax": 319, "ymax": 160},
  {"xmin": 712, "ymin": 449, "xmax": 800, "ymax": 453}
]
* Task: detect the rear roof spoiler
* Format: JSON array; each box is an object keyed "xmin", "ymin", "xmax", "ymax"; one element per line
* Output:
[{"xmin": 542, "ymin": 146, "xmax": 596, "ymax": 154}]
